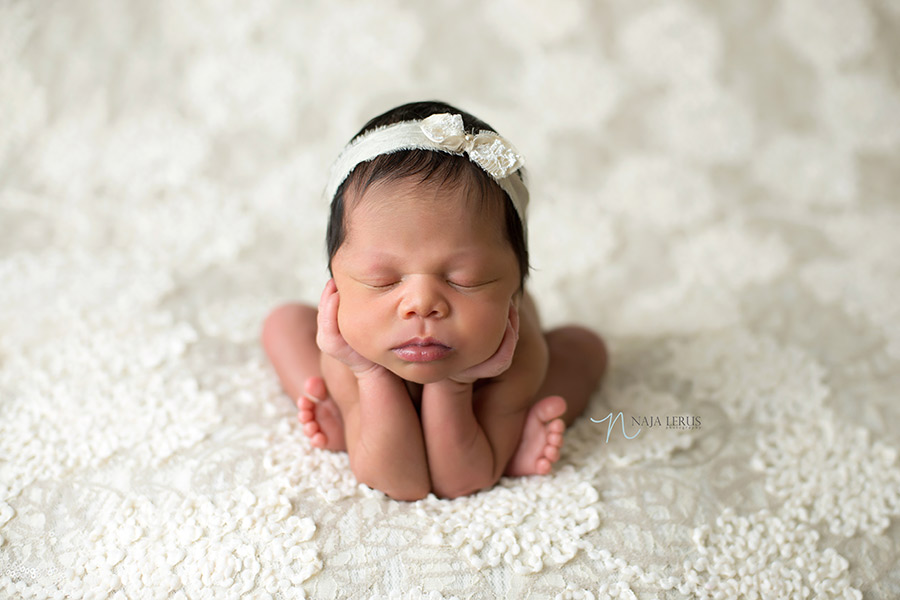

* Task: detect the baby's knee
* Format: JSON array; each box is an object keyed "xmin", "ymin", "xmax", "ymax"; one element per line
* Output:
[
  {"xmin": 549, "ymin": 326, "xmax": 608, "ymax": 381},
  {"xmin": 261, "ymin": 303, "xmax": 317, "ymax": 351},
  {"xmin": 577, "ymin": 328, "xmax": 607, "ymax": 375}
]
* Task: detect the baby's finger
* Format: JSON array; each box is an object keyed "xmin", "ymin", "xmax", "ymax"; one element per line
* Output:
[
  {"xmin": 317, "ymin": 278, "xmax": 338, "ymax": 312},
  {"xmin": 473, "ymin": 318, "xmax": 519, "ymax": 379},
  {"xmin": 508, "ymin": 302, "xmax": 520, "ymax": 339},
  {"xmin": 494, "ymin": 317, "xmax": 519, "ymax": 366},
  {"xmin": 316, "ymin": 285, "xmax": 343, "ymax": 352}
]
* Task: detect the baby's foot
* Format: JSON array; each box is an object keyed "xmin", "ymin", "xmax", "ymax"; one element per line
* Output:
[
  {"xmin": 504, "ymin": 395, "xmax": 567, "ymax": 477},
  {"xmin": 296, "ymin": 377, "xmax": 346, "ymax": 451}
]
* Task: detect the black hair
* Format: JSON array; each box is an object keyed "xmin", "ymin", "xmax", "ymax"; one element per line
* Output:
[{"xmin": 325, "ymin": 100, "xmax": 529, "ymax": 289}]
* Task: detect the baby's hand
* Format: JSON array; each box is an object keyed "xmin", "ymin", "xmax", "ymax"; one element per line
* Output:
[
  {"xmin": 451, "ymin": 303, "xmax": 519, "ymax": 384},
  {"xmin": 316, "ymin": 279, "xmax": 381, "ymax": 377}
]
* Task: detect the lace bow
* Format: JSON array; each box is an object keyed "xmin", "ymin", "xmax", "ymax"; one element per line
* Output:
[{"xmin": 419, "ymin": 113, "xmax": 524, "ymax": 179}]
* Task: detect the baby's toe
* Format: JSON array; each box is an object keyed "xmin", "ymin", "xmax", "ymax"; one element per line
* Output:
[
  {"xmin": 547, "ymin": 431, "xmax": 563, "ymax": 447},
  {"xmin": 309, "ymin": 432, "xmax": 327, "ymax": 448},
  {"xmin": 535, "ymin": 457, "xmax": 553, "ymax": 475},
  {"xmin": 535, "ymin": 395, "xmax": 567, "ymax": 422},
  {"xmin": 544, "ymin": 445, "xmax": 561, "ymax": 463},
  {"xmin": 304, "ymin": 377, "xmax": 327, "ymax": 402},
  {"xmin": 548, "ymin": 418, "xmax": 566, "ymax": 434},
  {"xmin": 298, "ymin": 408, "xmax": 315, "ymax": 423}
]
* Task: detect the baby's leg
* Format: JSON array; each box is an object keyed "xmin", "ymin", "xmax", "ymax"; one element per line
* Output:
[
  {"xmin": 261, "ymin": 304, "xmax": 345, "ymax": 450},
  {"xmin": 540, "ymin": 326, "xmax": 608, "ymax": 427},
  {"xmin": 505, "ymin": 324, "xmax": 607, "ymax": 476}
]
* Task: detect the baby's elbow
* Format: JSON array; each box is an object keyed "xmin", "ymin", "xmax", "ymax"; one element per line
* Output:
[
  {"xmin": 369, "ymin": 479, "xmax": 430, "ymax": 502},
  {"xmin": 387, "ymin": 485, "xmax": 430, "ymax": 502},
  {"xmin": 434, "ymin": 486, "xmax": 478, "ymax": 500},
  {"xmin": 433, "ymin": 473, "xmax": 498, "ymax": 500},
  {"xmin": 353, "ymin": 464, "xmax": 430, "ymax": 502}
]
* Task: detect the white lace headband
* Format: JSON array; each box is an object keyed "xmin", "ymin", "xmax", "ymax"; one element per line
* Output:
[{"xmin": 325, "ymin": 113, "xmax": 529, "ymax": 229}]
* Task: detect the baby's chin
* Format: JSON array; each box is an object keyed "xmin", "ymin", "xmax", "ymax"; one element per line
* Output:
[
  {"xmin": 384, "ymin": 357, "xmax": 480, "ymax": 385},
  {"xmin": 387, "ymin": 363, "xmax": 455, "ymax": 385}
]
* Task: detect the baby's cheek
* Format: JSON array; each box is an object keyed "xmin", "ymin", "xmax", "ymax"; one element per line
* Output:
[
  {"xmin": 336, "ymin": 299, "xmax": 368, "ymax": 348},
  {"xmin": 471, "ymin": 307, "xmax": 510, "ymax": 361},
  {"xmin": 337, "ymin": 300, "xmax": 391, "ymax": 368}
]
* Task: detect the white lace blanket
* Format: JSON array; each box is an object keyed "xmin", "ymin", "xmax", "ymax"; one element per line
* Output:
[{"xmin": 2, "ymin": 2, "xmax": 899, "ymax": 598}]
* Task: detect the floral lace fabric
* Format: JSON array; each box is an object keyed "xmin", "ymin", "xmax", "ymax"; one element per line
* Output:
[{"xmin": 2, "ymin": 1, "xmax": 899, "ymax": 598}]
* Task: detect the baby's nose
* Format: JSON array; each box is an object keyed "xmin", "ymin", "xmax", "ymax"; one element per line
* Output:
[{"xmin": 399, "ymin": 278, "xmax": 449, "ymax": 319}]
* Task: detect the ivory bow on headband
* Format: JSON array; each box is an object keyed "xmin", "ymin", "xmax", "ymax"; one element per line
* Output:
[
  {"xmin": 324, "ymin": 112, "xmax": 529, "ymax": 228},
  {"xmin": 418, "ymin": 113, "xmax": 525, "ymax": 180}
]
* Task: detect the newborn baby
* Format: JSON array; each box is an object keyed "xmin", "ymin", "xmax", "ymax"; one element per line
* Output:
[{"xmin": 262, "ymin": 101, "xmax": 607, "ymax": 500}]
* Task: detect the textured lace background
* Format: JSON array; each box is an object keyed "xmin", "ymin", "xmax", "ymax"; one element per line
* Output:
[{"xmin": 2, "ymin": 1, "xmax": 900, "ymax": 598}]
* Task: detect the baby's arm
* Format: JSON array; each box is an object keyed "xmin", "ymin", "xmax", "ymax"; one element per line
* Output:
[
  {"xmin": 420, "ymin": 304, "xmax": 547, "ymax": 498},
  {"xmin": 317, "ymin": 280, "xmax": 430, "ymax": 501},
  {"xmin": 322, "ymin": 358, "xmax": 430, "ymax": 500},
  {"xmin": 420, "ymin": 378, "xmax": 529, "ymax": 498}
]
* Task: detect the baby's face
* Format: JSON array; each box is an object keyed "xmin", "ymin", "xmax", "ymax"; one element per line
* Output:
[{"xmin": 331, "ymin": 177, "xmax": 521, "ymax": 384}]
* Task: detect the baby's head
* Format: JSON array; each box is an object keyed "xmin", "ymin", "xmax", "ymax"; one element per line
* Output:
[
  {"xmin": 323, "ymin": 101, "xmax": 531, "ymax": 382},
  {"xmin": 326, "ymin": 100, "xmax": 529, "ymax": 288}
]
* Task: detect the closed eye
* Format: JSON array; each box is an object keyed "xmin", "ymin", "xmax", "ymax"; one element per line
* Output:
[
  {"xmin": 351, "ymin": 275, "xmax": 399, "ymax": 290},
  {"xmin": 447, "ymin": 279, "xmax": 496, "ymax": 290},
  {"xmin": 365, "ymin": 281, "xmax": 399, "ymax": 290}
]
